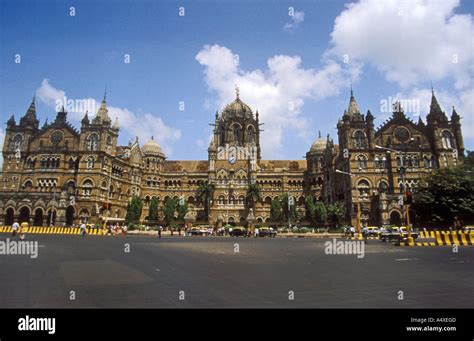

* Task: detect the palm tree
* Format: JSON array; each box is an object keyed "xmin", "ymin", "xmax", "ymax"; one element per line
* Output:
[
  {"xmin": 196, "ymin": 181, "xmax": 215, "ymax": 221},
  {"xmin": 245, "ymin": 183, "xmax": 262, "ymax": 211}
]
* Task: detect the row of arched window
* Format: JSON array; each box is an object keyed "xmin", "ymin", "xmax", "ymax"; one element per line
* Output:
[{"xmin": 218, "ymin": 195, "xmax": 245, "ymax": 205}]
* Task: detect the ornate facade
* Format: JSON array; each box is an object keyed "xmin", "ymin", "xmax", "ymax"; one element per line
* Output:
[{"xmin": 0, "ymin": 88, "xmax": 464, "ymax": 227}]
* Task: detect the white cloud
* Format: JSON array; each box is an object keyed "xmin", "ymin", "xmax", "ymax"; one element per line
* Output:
[
  {"xmin": 329, "ymin": 0, "xmax": 474, "ymax": 89},
  {"xmin": 385, "ymin": 87, "xmax": 474, "ymax": 139},
  {"xmin": 196, "ymin": 44, "xmax": 357, "ymax": 158},
  {"xmin": 36, "ymin": 79, "xmax": 181, "ymax": 155},
  {"xmin": 284, "ymin": 10, "xmax": 305, "ymax": 32}
]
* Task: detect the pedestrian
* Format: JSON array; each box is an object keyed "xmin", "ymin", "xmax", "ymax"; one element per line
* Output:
[
  {"xmin": 350, "ymin": 226, "xmax": 355, "ymax": 238},
  {"xmin": 122, "ymin": 224, "xmax": 128, "ymax": 235},
  {"xmin": 362, "ymin": 226, "xmax": 368, "ymax": 243},
  {"xmin": 158, "ymin": 225, "xmax": 162, "ymax": 238},
  {"xmin": 255, "ymin": 228, "xmax": 259, "ymax": 237},
  {"xmin": 80, "ymin": 222, "xmax": 87, "ymax": 236},
  {"xmin": 12, "ymin": 221, "xmax": 19, "ymax": 237},
  {"xmin": 178, "ymin": 226, "xmax": 181, "ymax": 236}
]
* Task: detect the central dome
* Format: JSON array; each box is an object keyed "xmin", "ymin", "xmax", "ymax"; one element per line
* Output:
[
  {"xmin": 142, "ymin": 137, "xmax": 165, "ymax": 157},
  {"xmin": 221, "ymin": 86, "xmax": 254, "ymax": 120},
  {"xmin": 309, "ymin": 132, "xmax": 326, "ymax": 153}
]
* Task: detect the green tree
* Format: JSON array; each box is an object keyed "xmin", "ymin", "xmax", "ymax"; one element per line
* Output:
[
  {"xmin": 125, "ymin": 195, "xmax": 143, "ymax": 225},
  {"xmin": 305, "ymin": 196, "xmax": 317, "ymax": 226},
  {"xmin": 245, "ymin": 183, "xmax": 262, "ymax": 211},
  {"xmin": 314, "ymin": 201, "xmax": 328, "ymax": 225},
  {"xmin": 281, "ymin": 193, "xmax": 297, "ymax": 226},
  {"xmin": 176, "ymin": 200, "xmax": 189, "ymax": 221},
  {"xmin": 270, "ymin": 198, "xmax": 283, "ymax": 224},
  {"xmin": 411, "ymin": 162, "xmax": 474, "ymax": 228},
  {"xmin": 196, "ymin": 181, "xmax": 215, "ymax": 221},
  {"xmin": 163, "ymin": 197, "xmax": 177, "ymax": 226},
  {"xmin": 148, "ymin": 197, "xmax": 159, "ymax": 224},
  {"xmin": 327, "ymin": 201, "xmax": 345, "ymax": 229}
]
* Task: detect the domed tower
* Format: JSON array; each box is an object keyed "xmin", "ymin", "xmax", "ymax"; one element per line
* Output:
[
  {"xmin": 142, "ymin": 137, "xmax": 165, "ymax": 173},
  {"xmin": 209, "ymin": 86, "xmax": 261, "ymax": 166},
  {"xmin": 305, "ymin": 131, "xmax": 326, "ymax": 198}
]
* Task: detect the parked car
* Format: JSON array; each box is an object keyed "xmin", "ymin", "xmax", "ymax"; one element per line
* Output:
[
  {"xmin": 463, "ymin": 226, "xmax": 474, "ymax": 233},
  {"xmin": 258, "ymin": 227, "xmax": 277, "ymax": 237},
  {"xmin": 190, "ymin": 227, "xmax": 208, "ymax": 236},
  {"xmin": 380, "ymin": 226, "xmax": 419, "ymax": 243},
  {"xmin": 229, "ymin": 227, "xmax": 247, "ymax": 237},
  {"xmin": 366, "ymin": 226, "xmax": 380, "ymax": 237}
]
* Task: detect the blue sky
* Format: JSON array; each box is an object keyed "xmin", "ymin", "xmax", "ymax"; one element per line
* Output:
[{"xmin": 1, "ymin": 0, "xmax": 473, "ymax": 160}]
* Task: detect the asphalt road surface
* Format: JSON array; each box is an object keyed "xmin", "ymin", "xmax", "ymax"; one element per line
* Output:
[{"xmin": 0, "ymin": 234, "xmax": 473, "ymax": 308}]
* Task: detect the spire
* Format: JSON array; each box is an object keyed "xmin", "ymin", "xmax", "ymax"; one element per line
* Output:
[
  {"xmin": 451, "ymin": 106, "xmax": 460, "ymax": 121},
  {"xmin": 81, "ymin": 111, "xmax": 89, "ymax": 125},
  {"xmin": 346, "ymin": 87, "xmax": 361, "ymax": 117},
  {"xmin": 27, "ymin": 94, "xmax": 36, "ymax": 115},
  {"xmin": 7, "ymin": 115, "xmax": 16, "ymax": 127},
  {"xmin": 235, "ymin": 84, "xmax": 240, "ymax": 100},
  {"xmin": 113, "ymin": 117, "xmax": 119, "ymax": 130},
  {"xmin": 428, "ymin": 89, "xmax": 447, "ymax": 121},
  {"xmin": 20, "ymin": 95, "xmax": 39, "ymax": 128},
  {"xmin": 318, "ymin": 130, "xmax": 321, "ymax": 139},
  {"xmin": 366, "ymin": 109, "xmax": 374, "ymax": 121},
  {"xmin": 417, "ymin": 116, "xmax": 424, "ymax": 126},
  {"xmin": 93, "ymin": 90, "xmax": 111, "ymax": 124},
  {"xmin": 42, "ymin": 118, "xmax": 49, "ymax": 129}
]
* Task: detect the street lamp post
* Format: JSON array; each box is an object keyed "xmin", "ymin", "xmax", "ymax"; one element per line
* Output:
[
  {"xmin": 335, "ymin": 169, "xmax": 362, "ymax": 239},
  {"xmin": 375, "ymin": 144, "xmax": 413, "ymax": 243}
]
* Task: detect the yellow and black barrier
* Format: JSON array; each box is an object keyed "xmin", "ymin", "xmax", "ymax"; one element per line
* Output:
[
  {"xmin": 419, "ymin": 230, "xmax": 436, "ymax": 239},
  {"xmin": 400, "ymin": 231, "xmax": 473, "ymax": 246},
  {"xmin": 0, "ymin": 226, "xmax": 107, "ymax": 236}
]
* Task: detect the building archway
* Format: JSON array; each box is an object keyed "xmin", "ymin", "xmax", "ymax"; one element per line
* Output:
[
  {"xmin": 5, "ymin": 208, "xmax": 14, "ymax": 225},
  {"xmin": 19, "ymin": 207, "xmax": 30, "ymax": 224},
  {"xmin": 390, "ymin": 211, "xmax": 402, "ymax": 227},
  {"xmin": 47, "ymin": 209, "xmax": 57, "ymax": 226},
  {"xmin": 33, "ymin": 208, "xmax": 44, "ymax": 226},
  {"xmin": 66, "ymin": 206, "xmax": 75, "ymax": 226}
]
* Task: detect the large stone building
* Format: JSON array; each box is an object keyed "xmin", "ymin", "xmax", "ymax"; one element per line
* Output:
[{"xmin": 0, "ymin": 88, "xmax": 464, "ymax": 227}]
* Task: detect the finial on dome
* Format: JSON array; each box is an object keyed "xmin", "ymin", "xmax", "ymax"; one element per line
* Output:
[{"xmin": 235, "ymin": 84, "xmax": 240, "ymax": 100}]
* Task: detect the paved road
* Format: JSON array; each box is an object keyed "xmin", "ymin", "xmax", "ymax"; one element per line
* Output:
[{"xmin": 0, "ymin": 234, "xmax": 473, "ymax": 308}]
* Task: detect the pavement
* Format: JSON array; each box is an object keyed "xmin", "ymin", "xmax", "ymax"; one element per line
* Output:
[{"xmin": 0, "ymin": 234, "xmax": 473, "ymax": 308}]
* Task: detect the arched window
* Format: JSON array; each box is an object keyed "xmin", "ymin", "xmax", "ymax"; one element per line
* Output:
[
  {"xmin": 424, "ymin": 156, "xmax": 431, "ymax": 168},
  {"xmin": 218, "ymin": 196, "xmax": 225, "ymax": 205},
  {"xmin": 86, "ymin": 156, "xmax": 94, "ymax": 169},
  {"xmin": 232, "ymin": 124, "xmax": 242, "ymax": 145},
  {"xmin": 12, "ymin": 134, "xmax": 22, "ymax": 151},
  {"xmin": 353, "ymin": 131, "xmax": 367, "ymax": 149},
  {"xmin": 23, "ymin": 180, "xmax": 33, "ymax": 189},
  {"xmin": 357, "ymin": 179, "xmax": 370, "ymax": 196},
  {"xmin": 82, "ymin": 179, "xmax": 93, "ymax": 197},
  {"xmin": 88, "ymin": 133, "xmax": 99, "ymax": 151},
  {"xmin": 441, "ymin": 131, "xmax": 454, "ymax": 149},
  {"xmin": 246, "ymin": 126, "xmax": 255, "ymax": 144},
  {"xmin": 357, "ymin": 155, "xmax": 367, "ymax": 170},
  {"xmin": 379, "ymin": 180, "xmax": 389, "ymax": 193}
]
